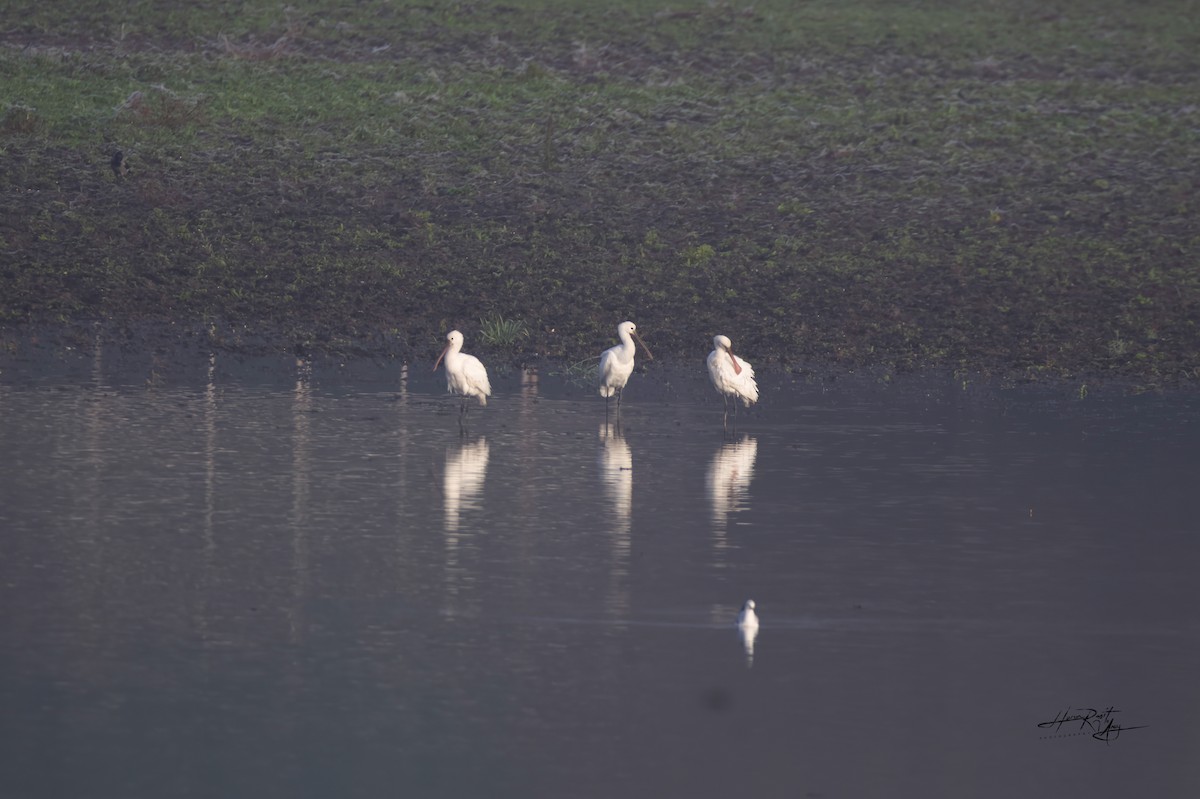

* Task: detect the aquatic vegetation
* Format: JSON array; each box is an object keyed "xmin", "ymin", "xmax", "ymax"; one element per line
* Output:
[{"xmin": 551, "ymin": 356, "xmax": 601, "ymax": 388}]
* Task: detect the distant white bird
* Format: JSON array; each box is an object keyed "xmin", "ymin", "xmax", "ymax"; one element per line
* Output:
[
  {"xmin": 737, "ymin": 599, "xmax": 759, "ymax": 667},
  {"xmin": 598, "ymin": 320, "xmax": 653, "ymax": 414},
  {"xmin": 707, "ymin": 334, "xmax": 758, "ymax": 428},
  {"xmin": 433, "ymin": 330, "xmax": 491, "ymax": 421},
  {"xmin": 738, "ymin": 599, "xmax": 759, "ymax": 630}
]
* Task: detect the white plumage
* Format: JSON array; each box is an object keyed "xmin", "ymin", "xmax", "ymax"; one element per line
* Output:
[
  {"xmin": 707, "ymin": 334, "xmax": 758, "ymax": 406},
  {"xmin": 434, "ymin": 330, "xmax": 491, "ymax": 411},
  {"xmin": 707, "ymin": 334, "xmax": 758, "ymax": 426},
  {"xmin": 737, "ymin": 598, "xmax": 759, "ymax": 667},
  {"xmin": 598, "ymin": 321, "xmax": 653, "ymax": 410},
  {"xmin": 737, "ymin": 599, "xmax": 759, "ymax": 630}
]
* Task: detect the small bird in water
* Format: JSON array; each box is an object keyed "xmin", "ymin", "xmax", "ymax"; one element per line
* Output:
[
  {"xmin": 737, "ymin": 599, "xmax": 760, "ymax": 667},
  {"xmin": 707, "ymin": 334, "xmax": 758, "ymax": 429},
  {"xmin": 110, "ymin": 150, "xmax": 129, "ymax": 178},
  {"xmin": 433, "ymin": 330, "xmax": 491, "ymax": 425},
  {"xmin": 598, "ymin": 320, "xmax": 653, "ymax": 416},
  {"xmin": 738, "ymin": 599, "xmax": 759, "ymax": 630}
]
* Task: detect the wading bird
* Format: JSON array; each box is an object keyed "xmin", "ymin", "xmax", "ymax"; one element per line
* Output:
[
  {"xmin": 707, "ymin": 334, "xmax": 758, "ymax": 429},
  {"xmin": 433, "ymin": 330, "xmax": 491, "ymax": 424},
  {"xmin": 598, "ymin": 320, "xmax": 653, "ymax": 415}
]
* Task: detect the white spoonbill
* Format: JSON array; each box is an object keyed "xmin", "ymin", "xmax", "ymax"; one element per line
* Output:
[
  {"xmin": 598, "ymin": 320, "xmax": 653, "ymax": 414},
  {"xmin": 707, "ymin": 334, "xmax": 758, "ymax": 427},
  {"xmin": 433, "ymin": 330, "xmax": 491, "ymax": 420}
]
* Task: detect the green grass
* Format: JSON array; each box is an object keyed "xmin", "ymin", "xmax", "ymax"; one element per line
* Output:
[
  {"xmin": 479, "ymin": 313, "xmax": 530, "ymax": 349},
  {"xmin": 2, "ymin": 0, "xmax": 1198, "ymax": 384}
]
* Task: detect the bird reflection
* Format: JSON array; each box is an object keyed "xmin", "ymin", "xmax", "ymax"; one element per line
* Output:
[
  {"xmin": 443, "ymin": 437, "xmax": 490, "ymax": 615},
  {"xmin": 289, "ymin": 357, "xmax": 313, "ymax": 642},
  {"xmin": 444, "ymin": 437, "xmax": 490, "ymax": 534},
  {"xmin": 599, "ymin": 423, "xmax": 632, "ymax": 617},
  {"xmin": 706, "ymin": 435, "xmax": 758, "ymax": 553},
  {"xmin": 198, "ymin": 352, "xmax": 218, "ymax": 644}
]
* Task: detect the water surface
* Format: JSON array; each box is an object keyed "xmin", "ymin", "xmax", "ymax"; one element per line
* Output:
[{"xmin": 2, "ymin": 350, "xmax": 1198, "ymax": 798}]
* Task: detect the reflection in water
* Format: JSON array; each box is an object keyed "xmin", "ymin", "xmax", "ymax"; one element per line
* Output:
[
  {"xmin": 396, "ymin": 363, "xmax": 409, "ymax": 405},
  {"xmin": 4, "ymin": 368, "xmax": 1200, "ymax": 799},
  {"xmin": 83, "ymin": 329, "xmax": 104, "ymax": 550},
  {"xmin": 203, "ymin": 353, "xmax": 218, "ymax": 558},
  {"xmin": 289, "ymin": 358, "xmax": 313, "ymax": 642},
  {"xmin": 598, "ymin": 423, "xmax": 632, "ymax": 618},
  {"xmin": 520, "ymin": 366, "xmax": 539, "ymax": 400},
  {"xmin": 393, "ymin": 362, "xmax": 412, "ymax": 580},
  {"xmin": 444, "ymin": 438, "xmax": 490, "ymax": 534},
  {"xmin": 443, "ymin": 437, "xmax": 490, "ymax": 612},
  {"xmin": 197, "ymin": 352, "xmax": 218, "ymax": 645},
  {"xmin": 706, "ymin": 435, "xmax": 758, "ymax": 555},
  {"xmin": 77, "ymin": 332, "xmax": 105, "ymax": 659},
  {"xmin": 512, "ymin": 368, "xmax": 540, "ymax": 570}
]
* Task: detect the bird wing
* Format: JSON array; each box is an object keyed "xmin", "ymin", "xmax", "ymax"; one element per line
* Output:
[
  {"xmin": 463, "ymin": 355, "xmax": 491, "ymax": 396},
  {"xmin": 598, "ymin": 347, "xmax": 617, "ymax": 387},
  {"xmin": 706, "ymin": 349, "xmax": 722, "ymax": 388},
  {"xmin": 734, "ymin": 357, "xmax": 759, "ymax": 404}
]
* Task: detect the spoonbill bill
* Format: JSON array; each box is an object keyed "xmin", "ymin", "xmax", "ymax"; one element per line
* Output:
[
  {"xmin": 707, "ymin": 334, "xmax": 758, "ymax": 428},
  {"xmin": 433, "ymin": 330, "xmax": 491, "ymax": 421},
  {"xmin": 598, "ymin": 320, "xmax": 653, "ymax": 414}
]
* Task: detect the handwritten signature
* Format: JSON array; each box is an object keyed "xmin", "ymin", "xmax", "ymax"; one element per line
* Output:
[{"xmin": 1037, "ymin": 706, "xmax": 1147, "ymax": 743}]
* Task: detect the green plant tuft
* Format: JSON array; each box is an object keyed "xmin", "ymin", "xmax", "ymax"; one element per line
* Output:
[{"xmin": 479, "ymin": 314, "xmax": 530, "ymax": 348}]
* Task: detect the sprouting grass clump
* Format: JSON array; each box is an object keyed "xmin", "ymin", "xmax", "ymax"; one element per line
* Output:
[{"xmin": 479, "ymin": 314, "xmax": 530, "ymax": 349}]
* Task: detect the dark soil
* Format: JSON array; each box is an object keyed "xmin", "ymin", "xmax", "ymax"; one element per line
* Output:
[{"xmin": 2, "ymin": 2, "xmax": 1198, "ymax": 387}]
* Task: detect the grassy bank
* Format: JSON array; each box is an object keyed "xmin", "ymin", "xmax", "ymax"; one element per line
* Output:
[{"xmin": 2, "ymin": 0, "xmax": 1198, "ymax": 384}]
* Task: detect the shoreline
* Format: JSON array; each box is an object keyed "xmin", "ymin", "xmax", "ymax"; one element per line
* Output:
[
  {"xmin": 0, "ymin": 320, "xmax": 1178, "ymax": 398},
  {"xmin": 4, "ymin": 2, "xmax": 1198, "ymax": 389}
]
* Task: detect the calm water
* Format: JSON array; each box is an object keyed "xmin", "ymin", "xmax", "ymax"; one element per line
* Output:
[{"xmin": 2, "ymin": 348, "xmax": 1199, "ymax": 798}]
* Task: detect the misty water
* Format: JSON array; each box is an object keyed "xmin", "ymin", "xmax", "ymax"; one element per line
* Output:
[{"xmin": 2, "ymin": 348, "xmax": 1198, "ymax": 798}]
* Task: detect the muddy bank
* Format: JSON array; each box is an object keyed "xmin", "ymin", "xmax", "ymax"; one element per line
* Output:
[{"xmin": 3, "ymin": 2, "xmax": 1198, "ymax": 386}]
